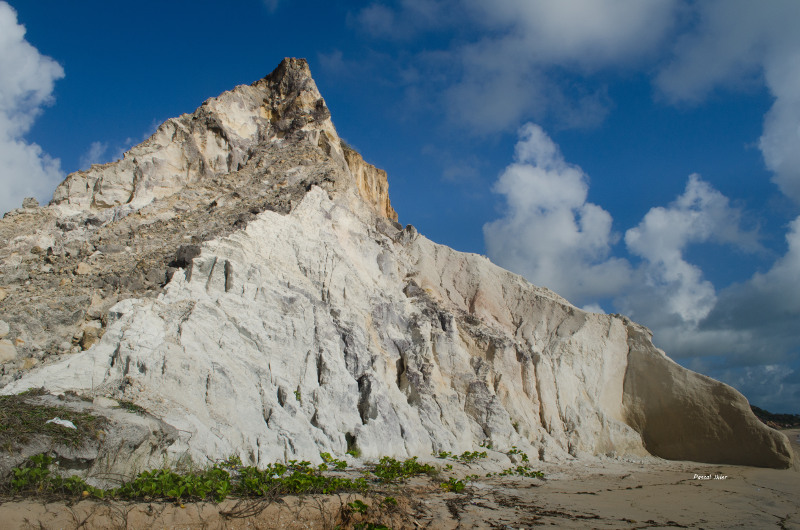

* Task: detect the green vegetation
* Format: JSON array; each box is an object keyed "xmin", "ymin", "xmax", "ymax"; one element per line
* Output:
[
  {"xmin": 0, "ymin": 388, "xmax": 107, "ymax": 451},
  {"xmin": 432, "ymin": 449, "xmax": 487, "ymax": 463},
  {"xmin": 5, "ymin": 447, "xmax": 544, "ymax": 507},
  {"xmin": 116, "ymin": 399, "xmax": 147, "ymax": 415},
  {"xmin": 382, "ymin": 496, "xmax": 397, "ymax": 506},
  {"xmin": 235, "ymin": 460, "xmax": 368, "ymax": 496},
  {"xmin": 6, "ymin": 453, "xmax": 368, "ymax": 502},
  {"xmin": 454, "ymin": 450, "xmax": 486, "ymax": 463},
  {"xmin": 9, "ymin": 454, "xmax": 104, "ymax": 498},
  {"xmin": 114, "ymin": 467, "xmax": 231, "ymax": 502},
  {"xmin": 507, "ymin": 445, "xmax": 529, "ymax": 462},
  {"xmin": 751, "ymin": 405, "xmax": 800, "ymax": 428},
  {"xmin": 3, "ymin": 453, "xmax": 440, "ymax": 502},
  {"xmin": 371, "ymin": 456, "xmax": 436, "ymax": 483},
  {"xmin": 439, "ymin": 474, "xmax": 478, "ymax": 493},
  {"xmin": 347, "ymin": 499, "xmax": 369, "ymax": 514},
  {"xmin": 487, "ymin": 465, "xmax": 545, "ymax": 479},
  {"xmin": 320, "ymin": 452, "xmax": 348, "ymax": 470}
]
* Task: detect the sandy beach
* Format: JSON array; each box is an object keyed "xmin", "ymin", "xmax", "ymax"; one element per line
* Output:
[{"xmin": 1, "ymin": 431, "xmax": 797, "ymax": 529}]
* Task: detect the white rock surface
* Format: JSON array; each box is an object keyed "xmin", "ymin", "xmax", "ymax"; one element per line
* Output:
[
  {"xmin": 0, "ymin": 339, "xmax": 17, "ymax": 363},
  {"xmin": 0, "ymin": 58, "xmax": 792, "ymax": 471},
  {"xmin": 4, "ymin": 185, "xmax": 792, "ymax": 468}
]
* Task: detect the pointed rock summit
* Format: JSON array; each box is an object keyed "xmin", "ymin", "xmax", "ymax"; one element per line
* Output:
[
  {"xmin": 0, "ymin": 59, "xmax": 793, "ymax": 479},
  {"xmin": 52, "ymin": 58, "xmax": 396, "ymax": 221}
]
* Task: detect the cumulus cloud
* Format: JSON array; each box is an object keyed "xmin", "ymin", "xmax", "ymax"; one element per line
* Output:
[
  {"xmin": 484, "ymin": 123, "xmax": 631, "ymax": 305},
  {"xmin": 622, "ymin": 174, "xmax": 760, "ymax": 326},
  {"xmin": 760, "ymin": 52, "xmax": 800, "ymax": 203},
  {"xmin": 693, "ymin": 215, "xmax": 800, "ymax": 367},
  {"xmin": 462, "ymin": 0, "xmax": 678, "ymax": 68},
  {"xmin": 644, "ymin": 1, "xmax": 800, "ymax": 409},
  {"xmin": 449, "ymin": 0, "xmax": 679, "ymax": 132},
  {"xmin": 656, "ymin": 0, "xmax": 800, "ymax": 203},
  {"xmin": 353, "ymin": 0, "xmax": 679, "ymax": 133},
  {"xmin": 0, "ymin": 1, "xmax": 64, "ymax": 214},
  {"xmin": 484, "ymin": 127, "xmax": 769, "ymax": 371}
]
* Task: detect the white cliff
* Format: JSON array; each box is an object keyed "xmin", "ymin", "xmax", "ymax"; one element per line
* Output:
[{"xmin": 0, "ymin": 59, "xmax": 793, "ymax": 471}]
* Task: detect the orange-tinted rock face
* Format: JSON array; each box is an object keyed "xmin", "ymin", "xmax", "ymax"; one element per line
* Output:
[{"xmin": 342, "ymin": 147, "xmax": 398, "ymax": 222}]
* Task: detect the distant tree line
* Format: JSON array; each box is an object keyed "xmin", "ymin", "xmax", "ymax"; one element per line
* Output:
[{"xmin": 751, "ymin": 406, "xmax": 800, "ymax": 429}]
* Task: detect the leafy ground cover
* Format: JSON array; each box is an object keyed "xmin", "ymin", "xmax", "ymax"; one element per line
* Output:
[{"xmin": 4, "ymin": 450, "xmax": 545, "ymax": 504}]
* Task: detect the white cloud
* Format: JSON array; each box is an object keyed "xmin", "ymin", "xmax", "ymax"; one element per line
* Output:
[
  {"xmin": 581, "ymin": 303, "xmax": 606, "ymax": 314},
  {"xmin": 484, "ymin": 123, "xmax": 631, "ymax": 305},
  {"xmin": 358, "ymin": 0, "xmax": 800, "ymax": 410},
  {"xmin": 622, "ymin": 174, "xmax": 759, "ymax": 325},
  {"xmin": 609, "ymin": 183, "xmax": 800, "ymax": 410},
  {"xmin": 609, "ymin": 176, "xmax": 769, "ymax": 381},
  {"xmin": 353, "ymin": 0, "xmax": 680, "ymax": 133},
  {"xmin": 697, "ymin": 215, "xmax": 800, "ymax": 361},
  {"xmin": 483, "ymin": 128, "xmax": 774, "ymax": 386},
  {"xmin": 78, "ymin": 141, "xmax": 109, "ymax": 169},
  {"xmin": 463, "ymin": 0, "xmax": 678, "ymax": 68},
  {"xmin": 484, "ymin": 127, "xmax": 759, "ymax": 324},
  {"xmin": 656, "ymin": 0, "xmax": 800, "ymax": 203},
  {"xmin": 0, "ymin": 1, "xmax": 64, "ymax": 214},
  {"xmin": 760, "ymin": 50, "xmax": 800, "ymax": 203}
]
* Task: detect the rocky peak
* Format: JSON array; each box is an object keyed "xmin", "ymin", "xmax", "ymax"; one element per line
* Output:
[{"xmin": 50, "ymin": 58, "xmax": 395, "ymax": 221}]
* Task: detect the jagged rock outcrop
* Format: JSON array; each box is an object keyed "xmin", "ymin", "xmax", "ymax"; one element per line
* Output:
[
  {"xmin": 0, "ymin": 59, "xmax": 793, "ymax": 472},
  {"xmin": 342, "ymin": 146, "xmax": 397, "ymax": 222},
  {"xmin": 51, "ymin": 58, "xmax": 391, "ymax": 219}
]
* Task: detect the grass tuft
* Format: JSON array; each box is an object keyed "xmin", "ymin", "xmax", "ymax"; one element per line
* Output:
[{"xmin": 0, "ymin": 389, "xmax": 107, "ymax": 451}]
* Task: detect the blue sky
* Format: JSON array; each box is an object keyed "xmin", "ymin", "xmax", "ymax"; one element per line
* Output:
[{"xmin": 2, "ymin": 0, "xmax": 799, "ymax": 413}]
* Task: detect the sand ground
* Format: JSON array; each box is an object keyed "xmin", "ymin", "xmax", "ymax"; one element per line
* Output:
[{"xmin": 1, "ymin": 430, "xmax": 798, "ymax": 529}]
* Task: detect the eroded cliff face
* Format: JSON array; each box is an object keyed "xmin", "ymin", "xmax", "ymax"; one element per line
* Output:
[
  {"xmin": 0, "ymin": 59, "xmax": 793, "ymax": 473},
  {"xmin": 343, "ymin": 147, "xmax": 397, "ymax": 222},
  {"xmin": 1, "ymin": 186, "xmax": 649, "ymax": 465}
]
